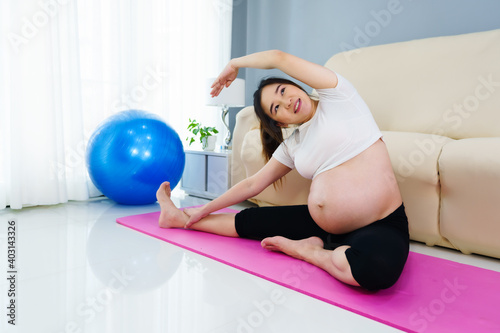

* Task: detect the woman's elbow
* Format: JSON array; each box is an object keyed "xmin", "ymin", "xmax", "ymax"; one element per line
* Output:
[
  {"xmin": 265, "ymin": 50, "xmax": 286, "ymax": 68},
  {"xmin": 245, "ymin": 176, "xmax": 265, "ymax": 197},
  {"xmin": 272, "ymin": 49, "xmax": 286, "ymax": 61}
]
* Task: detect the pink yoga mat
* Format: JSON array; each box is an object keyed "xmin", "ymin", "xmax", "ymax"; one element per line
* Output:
[{"xmin": 117, "ymin": 207, "xmax": 500, "ymax": 333}]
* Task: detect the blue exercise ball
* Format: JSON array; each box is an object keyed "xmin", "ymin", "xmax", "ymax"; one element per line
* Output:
[{"xmin": 86, "ymin": 110, "xmax": 185, "ymax": 205}]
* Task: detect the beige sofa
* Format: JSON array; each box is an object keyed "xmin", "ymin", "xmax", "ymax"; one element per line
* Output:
[{"xmin": 231, "ymin": 29, "xmax": 500, "ymax": 259}]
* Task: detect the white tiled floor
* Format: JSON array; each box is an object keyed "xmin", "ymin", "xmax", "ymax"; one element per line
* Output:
[{"xmin": 1, "ymin": 189, "xmax": 500, "ymax": 333}]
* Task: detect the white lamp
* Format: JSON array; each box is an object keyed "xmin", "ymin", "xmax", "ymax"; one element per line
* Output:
[{"xmin": 206, "ymin": 78, "xmax": 245, "ymax": 150}]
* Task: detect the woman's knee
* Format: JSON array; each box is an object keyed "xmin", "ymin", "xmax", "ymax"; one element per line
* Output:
[
  {"xmin": 330, "ymin": 246, "xmax": 360, "ymax": 287},
  {"xmin": 346, "ymin": 247, "xmax": 406, "ymax": 290}
]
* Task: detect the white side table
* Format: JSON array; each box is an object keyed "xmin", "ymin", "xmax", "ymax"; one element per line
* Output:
[{"xmin": 180, "ymin": 149, "xmax": 232, "ymax": 199}]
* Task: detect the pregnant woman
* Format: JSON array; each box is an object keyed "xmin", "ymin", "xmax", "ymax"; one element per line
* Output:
[{"xmin": 157, "ymin": 50, "xmax": 409, "ymax": 291}]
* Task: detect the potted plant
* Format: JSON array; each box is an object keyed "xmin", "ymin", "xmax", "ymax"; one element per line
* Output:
[{"xmin": 186, "ymin": 118, "xmax": 219, "ymax": 151}]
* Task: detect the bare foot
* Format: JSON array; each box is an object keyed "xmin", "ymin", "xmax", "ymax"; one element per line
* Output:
[
  {"xmin": 156, "ymin": 182, "xmax": 189, "ymax": 228},
  {"xmin": 262, "ymin": 236, "xmax": 359, "ymax": 287},
  {"xmin": 261, "ymin": 236, "xmax": 324, "ymax": 261}
]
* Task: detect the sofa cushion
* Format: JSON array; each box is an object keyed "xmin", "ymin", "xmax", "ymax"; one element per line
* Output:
[
  {"xmin": 382, "ymin": 131, "xmax": 454, "ymax": 247},
  {"xmin": 439, "ymin": 138, "xmax": 500, "ymax": 258}
]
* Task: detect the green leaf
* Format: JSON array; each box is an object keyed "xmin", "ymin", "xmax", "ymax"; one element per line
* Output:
[{"xmin": 186, "ymin": 118, "xmax": 219, "ymax": 146}]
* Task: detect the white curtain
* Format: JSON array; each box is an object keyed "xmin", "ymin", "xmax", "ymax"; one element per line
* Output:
[{"xmin": 0, "ymin": 0, "xmax": 233, "ymax": 209}]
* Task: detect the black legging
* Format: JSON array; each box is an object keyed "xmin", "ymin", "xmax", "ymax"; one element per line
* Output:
[{"xmin": 235, "ymin": 204, "xmax": 410, "ymax": 290}]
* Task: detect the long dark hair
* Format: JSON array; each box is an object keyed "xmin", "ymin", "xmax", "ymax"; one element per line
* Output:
[{"xmin": 253, "ymin": 77, "xmax": 308, "ymax": 161}]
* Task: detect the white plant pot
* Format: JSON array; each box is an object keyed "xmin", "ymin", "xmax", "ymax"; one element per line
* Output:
[{"xmin": 202, "ymin": 135, "xmax": 217, "ymax": 151}]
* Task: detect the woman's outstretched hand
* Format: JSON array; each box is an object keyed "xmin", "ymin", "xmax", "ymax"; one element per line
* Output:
[
  {"xmin": 183, "ymin": 206, "xmax": 208, "ymax": 229},
  {"xmin": 210, "ymin": 61, "xmax": 239, "ymax": 97}
]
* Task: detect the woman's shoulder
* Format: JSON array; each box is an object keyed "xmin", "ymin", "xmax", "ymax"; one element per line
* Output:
[{"xmin": 316, "ymin": 74, "xmax": 357, "ymax": 100}]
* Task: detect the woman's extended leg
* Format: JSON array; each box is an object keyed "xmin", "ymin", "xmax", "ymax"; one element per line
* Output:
[
  {"xmin": 157, "ymin": 186, "xmax": 360, "ymax": 287},
  {"xmin": 156, "ymin": 182, "xmax": 238, "ymax": 237},
  {"xmin": 262, "ymin": 236, "xmax": 360, "ymax": 287}
]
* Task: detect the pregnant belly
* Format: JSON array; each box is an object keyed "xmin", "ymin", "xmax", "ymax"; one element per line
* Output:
[{"xmin": 307, "ymin": 139, "xmax": 402, "ymax": 234}]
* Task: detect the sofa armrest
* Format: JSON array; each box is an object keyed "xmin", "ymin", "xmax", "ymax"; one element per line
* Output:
[
  {"xmin": 231, "ymin": 106, "xmax": 259, "ymax": 187},
  {"xmin": 239, "ymin": 128, "xmax": 311, "ymax": 206}
]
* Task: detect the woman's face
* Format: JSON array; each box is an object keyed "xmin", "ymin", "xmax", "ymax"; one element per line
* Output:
[{"xmin": 260, "ymin": 83, "xmax": 316, "ymax": 127}]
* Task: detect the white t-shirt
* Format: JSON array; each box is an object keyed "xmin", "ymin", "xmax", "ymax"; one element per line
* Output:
[{"xmin": 272, "ymin": 74, "xmax": 382, "ymax": 179}]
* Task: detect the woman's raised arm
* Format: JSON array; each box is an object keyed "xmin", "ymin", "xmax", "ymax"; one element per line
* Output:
[{"xmin": 211, "ymin": 50, "xmax": 338, "ymax": 97}]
